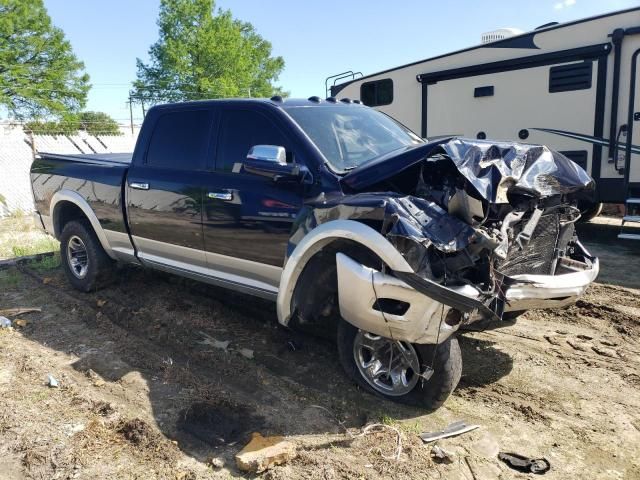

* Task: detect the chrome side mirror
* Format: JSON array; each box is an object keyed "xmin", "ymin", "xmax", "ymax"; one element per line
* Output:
[
  {"xmin": 247, "ymin": 145, "xmax": 287, "ymax": 165},
  {"xmin": 244, "ymin": 145, "xmax": 303, "ymax": 181}
]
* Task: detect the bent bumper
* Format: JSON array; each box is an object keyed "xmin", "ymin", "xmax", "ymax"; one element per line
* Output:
[
  {"xmin": 336, "ymin": 253, "xmax": 480, "ymax": 344},
  {"xmin": 504, "ymin": 258, "xmax": 599, "ymax": 311},
  {"xmin": 336, "ymin": 252, "xmax": 599, "ymax": 345}
]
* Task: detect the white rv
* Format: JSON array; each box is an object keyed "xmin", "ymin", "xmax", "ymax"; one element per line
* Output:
[{"xmin": 329, "ymin": 7, "xmax": 640, "ymax": 221}]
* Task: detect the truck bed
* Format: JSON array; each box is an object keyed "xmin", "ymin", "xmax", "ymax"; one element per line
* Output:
[{"xmin": 38, "ymin": 152, "xmax": 133, "ymax": 165}]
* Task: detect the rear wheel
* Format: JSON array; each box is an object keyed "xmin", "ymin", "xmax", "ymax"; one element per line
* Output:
[
  {"xmin": 60, "ymin": 220, "xmax": 113, "ymax": 292},
  {"xmin": 337, "ymin": 319, "xmax": 462, "ymax": 410}
]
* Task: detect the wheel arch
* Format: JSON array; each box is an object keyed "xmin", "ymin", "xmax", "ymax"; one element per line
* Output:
[
  {"xmin": 50, "ymin": 190, "xmax": 116, "ymax": 260},
  {"xmin": 276, "ymin": 219, "xmax": 413, "ymax": 327}
]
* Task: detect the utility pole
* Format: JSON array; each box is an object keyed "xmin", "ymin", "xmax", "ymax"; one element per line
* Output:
[{"xmin": 128, "ymin": 93, "xmax": 134, "ymax": 135}]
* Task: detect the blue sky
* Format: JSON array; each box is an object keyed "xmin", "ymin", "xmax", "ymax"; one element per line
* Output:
[{"xmin": 41, "ymin": 0, "xmax": 636, "ymax": 125}]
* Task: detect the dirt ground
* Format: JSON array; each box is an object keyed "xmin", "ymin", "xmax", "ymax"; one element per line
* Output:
[{"xmin": 1, "ymin": 216, "xmax": 639, "ymax": 479}]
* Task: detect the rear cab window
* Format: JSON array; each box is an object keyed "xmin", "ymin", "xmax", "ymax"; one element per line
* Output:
[{"xmin": 145, "ymin": 109, "xmax": 213, "ymax": 170}]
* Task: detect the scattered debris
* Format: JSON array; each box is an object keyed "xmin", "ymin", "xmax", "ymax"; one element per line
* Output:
[
  {"xmin": 209, "ymin": 457, "xmax": 224, "ymax": 469},
  {"xmin": 47, "ymin": 374, "xmax": 59, "ymax": 388},
  {"xmin": 239, "ymin": 348, "xmax": 254, "ymax": 359},
  {"xmin": 163, "ymin": 357, "xmax": 174, "ymax": 366},
  {"xmin": 96, "ymin": 299, "xmax": 107, "ymax": 308},
  {"xmin": 0, "ymin": 316, "xmax": 11, "ymax": 328},
  {"xmin": 198, "ymin": 331, "xmax": 230, "ymax": 350},
  {"xmin": 286, "ymin": 340, "xmax": 300, "ymax": 352},
  {"xmin": 498, "ymin": 452, "xmax": 551, "ymax": 475},
  {"xmin": 430, "ymin": 444, "xmax": 454, "ymax": 464},
  {"xmin": 42, "ymin": 277, "xmax": 53, "ymax": 285},
  {"xmin": 235, "ymin": 432, "xmax": 297, "ymax": 473},
  {"xmin": 419, "ymin": 421, "xmax": 480, "ymax": 443},
  {"xmin": 592, "ymin": 346, "xmax": 619, "ymax": 358},
  {"xmin": 13, "ymin": 318, "xmax": 29, "ymax": 327},
  {"xmin": 359, "ymin": 423, "xmax": 403, "ymax": 461},
  {"xmin": 0, "ymin": 307, "xmax": 41, "ymax": 317}
]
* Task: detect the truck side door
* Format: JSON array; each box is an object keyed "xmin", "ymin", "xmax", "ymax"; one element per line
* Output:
[
  {"xmin": 201, "ymin": 107, "xmax": 303, "ymax": 297},
  {"xmin": 126, "ymin": 107, "xmax": 214, "ymax": 272}
]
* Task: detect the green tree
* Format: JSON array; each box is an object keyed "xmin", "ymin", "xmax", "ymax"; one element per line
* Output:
[
  {"xmin": 132, "ymin": 0, "xmax": 285, "ymax": 104},
  {"xmin": 0, "ymin": 0, "xmax": 90, "ymax": 119},
  {"xmin": 77, "ymin": 111, "xmax": 121, "ymax": 135},
  {"xmin": 26, "ymin": 111, "xmax": 121, "ymax": 136}
]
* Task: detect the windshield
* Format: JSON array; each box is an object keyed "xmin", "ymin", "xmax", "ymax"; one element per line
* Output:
[{"xmin": 284, "ymin": 105, "xmax": 423, "ymax": 172}]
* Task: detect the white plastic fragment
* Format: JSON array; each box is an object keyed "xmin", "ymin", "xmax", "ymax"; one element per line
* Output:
[
  {"xmin": 47, "ymin": 374, "xmax": 59, "ymax": 388},
  {"xmin": 0, "ymin": 316, "xmax": 11, "ymax": 328}
]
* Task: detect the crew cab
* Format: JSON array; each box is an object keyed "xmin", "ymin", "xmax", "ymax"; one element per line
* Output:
[{"xmin": 30, "ymin": 97, "xmax": 599, "ymax": 409}]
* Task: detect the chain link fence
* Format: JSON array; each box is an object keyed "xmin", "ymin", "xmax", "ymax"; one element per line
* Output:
[{"xmin": 0, "ymin": 124, "xmax": 139, "ymax": 217}]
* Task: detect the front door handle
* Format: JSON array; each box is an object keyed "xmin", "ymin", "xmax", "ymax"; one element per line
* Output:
[
  {"xmin": 208, "ymin": 190, "xmax": 233, "ymax": 201},
  {"xmin": 130, "ymin": 182, "xmax": 150, "ymax": 190}
]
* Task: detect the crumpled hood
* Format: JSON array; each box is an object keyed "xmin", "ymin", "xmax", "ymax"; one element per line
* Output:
[{"xmin": 341, "ymin": 137, "xmax": 595, "ymax": 203}]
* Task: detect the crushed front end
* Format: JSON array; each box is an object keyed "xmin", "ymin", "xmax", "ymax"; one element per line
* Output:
[{"xmin": 331, "ymin": 138, "xmax": 599, "ymax": 344}]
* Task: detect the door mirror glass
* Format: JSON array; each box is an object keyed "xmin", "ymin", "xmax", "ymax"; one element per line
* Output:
[{"xmin": 243, "ymin": 145, "xmax": 301, "ymax": 180}]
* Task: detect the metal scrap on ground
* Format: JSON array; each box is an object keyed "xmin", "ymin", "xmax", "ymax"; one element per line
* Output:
[{"xmin": 419, "ymin": 420, "xmax": 480, "ymax": 443}]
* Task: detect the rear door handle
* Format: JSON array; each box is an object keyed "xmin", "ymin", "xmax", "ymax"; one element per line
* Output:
[
  {"xmin": 208, "ymin": 190, "xmax": 233, "ymax": 201},
  {"xmin": 130, "ymin": 182, "xmax": 150, "ymax": 190}
]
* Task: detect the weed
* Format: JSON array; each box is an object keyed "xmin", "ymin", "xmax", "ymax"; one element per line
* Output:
[
  {"xmin": 11, "ymin": 237, "xmax": 59, "ymax": 257},
  {"xmin": 29, "ymin": 254, "xmax": 61, "ymax": 272},
  {"xmin": 0, "ymin": 269, "xmax": 21, "ymax": 288}
]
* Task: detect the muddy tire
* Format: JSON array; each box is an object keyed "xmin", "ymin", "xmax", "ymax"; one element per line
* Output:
[
  {"xmin": 60, "ymin": 220, "xmax": 113, "ymax": 292},
  {"xmin": 337, "ymin": 319, "xmax": 462, "ymax": 410}
]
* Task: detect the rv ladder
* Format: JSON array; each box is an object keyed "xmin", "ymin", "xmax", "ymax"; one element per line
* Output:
[{"xmin": 618, "ymin": 198, "xmax": 640, "ymax": 240}]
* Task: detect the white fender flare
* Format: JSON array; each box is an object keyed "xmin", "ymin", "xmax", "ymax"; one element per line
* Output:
[
  {"xmin": 276, "ymin": 219, "xmax": 413, "ymax": 326},
  {"xmin": 50, "ymin": 190, "xmax": 117, "ymax": 260}
]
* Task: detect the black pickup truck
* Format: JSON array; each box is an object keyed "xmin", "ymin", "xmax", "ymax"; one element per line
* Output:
[{"xmin": 31, "ymin": 97, "xmax": 599, "ymax": 409}]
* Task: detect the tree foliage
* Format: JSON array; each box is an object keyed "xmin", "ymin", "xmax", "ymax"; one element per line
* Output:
[
  {"xmin": 26, "ymin": 111, "xmax": 121, "ymax": 136},
  {"xmin": 133, "ymin": 0, "xmax": 285, "ymax": 104},
  {"xmin": 0, "ymin": 0, "xmax": 90, "ymax": 119}
]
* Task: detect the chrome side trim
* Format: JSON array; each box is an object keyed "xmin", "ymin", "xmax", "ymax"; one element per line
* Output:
[
  {"xmin": 276, "ymin": 220, "xmax": 414, "ymax": 327},
  {"xmin": 132, "ymin": 235, "xmax": 279, "ymax": 300},
  {"xmin": 104, "ymin": 230, "xmax": 138, "ymax": 263},
  {"xmin": 49, "ymin": 190, "xmax": 117, "ymax": 260},
  {"xmin": 143, "ymin": 258, "xmax": 278, "ymax": 301},
  {"xmin": 205, "ymin": 250, "xmax": 281, "ymax": 289}
]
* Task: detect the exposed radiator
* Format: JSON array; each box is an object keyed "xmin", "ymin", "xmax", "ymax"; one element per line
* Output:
[{"xmin": 498, "ymin": 213, "xmax": 571, "ymax": 276}]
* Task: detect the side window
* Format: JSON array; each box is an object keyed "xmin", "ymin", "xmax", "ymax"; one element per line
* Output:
[
  {"xmin": 146, "ymin": 109, "xmax": 213, "ymax": 170},
  {"xmin": 216, "ymin": 109, "xmax": 289, "ymax": 172},
  {"xmin": 360, "ymin": 78, "xmax": 393, "ymax": 107}
]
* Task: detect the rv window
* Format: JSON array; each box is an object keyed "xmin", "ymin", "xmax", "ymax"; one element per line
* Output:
[
  {"xmin": 549, "ymin": 61, "xmax": 593, "ymax": 93},
  {"xmin": 360, "ymin": 79, "xmax": 393, "ymax": 107}
]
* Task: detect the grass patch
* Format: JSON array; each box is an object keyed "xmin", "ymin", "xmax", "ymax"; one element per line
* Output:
[
  {"xmin": 11, "ymin": 236, "xmax": 59, "ymax": 258},
  {"xmin": 29, "ymin": 254, "xmax": 61, "ymax": 272},
  {"xmin": 0, "ymin": 269, "xmax": 21, "ymax": 288}
]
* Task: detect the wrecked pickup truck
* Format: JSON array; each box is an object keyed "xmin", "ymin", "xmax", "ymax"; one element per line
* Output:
[{"xmin": 30, "ymin": 97, "xmax": 598, "ymax": 409}]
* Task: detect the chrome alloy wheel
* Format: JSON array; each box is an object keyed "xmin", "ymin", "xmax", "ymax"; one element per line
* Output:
[
  {"xmin": 67, "ymin": 235, "xmax": 89, "ymax": 279},
  {"xmin": 353, "ymin": 330, "xmax": 421, "ymax": 396}
]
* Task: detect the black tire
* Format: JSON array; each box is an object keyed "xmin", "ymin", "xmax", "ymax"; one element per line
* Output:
[
  {"xmin": 60, "ymin": 220, "xmax": 113, "ymax": 292},
  {"xmin": 337, "ymin": 319, "xmax": 462, "ymax": 410},
  {"xmin": 578, "ymin": 201, "xmax": 603, "ymax": 223}
]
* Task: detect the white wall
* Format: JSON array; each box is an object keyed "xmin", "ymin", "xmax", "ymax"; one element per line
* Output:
[{"xmin": 0, "ymin": 124, "xmax": 139, "ymax": 217}]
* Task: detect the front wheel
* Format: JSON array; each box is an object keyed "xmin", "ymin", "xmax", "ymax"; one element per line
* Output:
[{"xmin": 337, "ymin": 319, "xmax": 462, "ymax": 410}]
